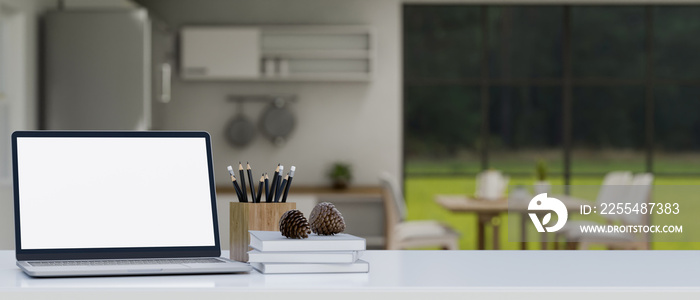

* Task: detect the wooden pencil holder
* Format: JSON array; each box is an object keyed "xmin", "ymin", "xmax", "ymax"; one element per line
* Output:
[{"xmin": 230, "ymin": 202, "xmax": 296, "ymax": 262}]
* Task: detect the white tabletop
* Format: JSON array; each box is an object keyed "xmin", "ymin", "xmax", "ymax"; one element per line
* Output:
[{"xmin": 1, "ymin": 250, "xmax": 700, "ymax": 299}]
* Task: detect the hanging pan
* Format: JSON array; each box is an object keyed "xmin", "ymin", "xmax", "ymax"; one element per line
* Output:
[
  {"xmin": 259, "ymin": 97, "xmax": 296, "ymax": 146},
  {"xmin": 225, "ymin": 101, "xmax": 256, "ymax": 148}
]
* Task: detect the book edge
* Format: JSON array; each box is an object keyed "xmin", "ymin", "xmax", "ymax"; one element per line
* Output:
[{"xmin": 247, "ymin": 251, "xmax": 359, "ymax": 263}]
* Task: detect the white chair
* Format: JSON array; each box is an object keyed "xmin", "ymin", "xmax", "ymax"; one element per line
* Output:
[
  {"xmin": 569, "ymin": 173, "xmax": 654, "ymax": 250},
  {"xmin": 380, "ymin": 173, "xmax": 460, "ymax": 250},
  {"xmin": 556, "ymin": 171, "xmax": 632, "ymax": 248}
]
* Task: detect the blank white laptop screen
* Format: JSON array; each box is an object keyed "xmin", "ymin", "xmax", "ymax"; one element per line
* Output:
[{"xmin": 16, "ymin": 137, "xmax": 216, "ymax": 250}]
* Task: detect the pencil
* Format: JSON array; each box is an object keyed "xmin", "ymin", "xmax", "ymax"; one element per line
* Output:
[
  {"xmin": 275, "ymin": 174, "xmax": 288, "ymax": 203},
  {"xmin": 227, "ymin": 165, "xmax": 244, "ymax": 202},
  {"xmin": 232, "ymin": 177, "xmax": 245, "ymax": 202},
  {"xmin": 238, "ymin": 162, "xmax": 248, "ymax": 202},
  {"xmin": 268, "ymin": 164, "xmax": 280, "ymax": 201},
  {"xmin": 264, "ymin": 173, "xmax": 270, "ymax": 203},
  {"xmin": 246, "ymin": 162, "xmax": 256, "ymax": 203},
  {"xmin": 256, "ymin": 174, "xmax": 264, "ymax": 203},
  {"xmin": 275, "ymin": 166, "xmax": 284, "ymax": 202},
  {"xmin": 281, "ymin": 166, "xmax": 295, "ymax": 203}
]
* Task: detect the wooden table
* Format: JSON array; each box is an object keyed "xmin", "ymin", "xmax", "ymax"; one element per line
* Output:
[{"xmin": 435, "ymin": 195, "xmax": 590, "ymax": 250}]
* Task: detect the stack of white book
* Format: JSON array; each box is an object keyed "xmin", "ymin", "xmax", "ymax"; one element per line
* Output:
[{"xmin": 248, "ymin": 230, "xmax": 369, "ymax": 274}]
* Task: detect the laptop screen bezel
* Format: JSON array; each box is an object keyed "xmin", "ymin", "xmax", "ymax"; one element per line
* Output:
[{"xmin": 12, "ymin": 131, "xmax": 222, "ymax": 261}]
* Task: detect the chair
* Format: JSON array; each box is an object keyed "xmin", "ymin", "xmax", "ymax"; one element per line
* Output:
[
  {"xmin": 380, "ymin": 173, "xmax": 460, "ymax": 250},
  {"xmin": 568, "ymin": 173, "xmax": 654, "ymax": 250},
  {"xmin": 555, "ymin": 171, "xmax": 632, "ymax": 248}
]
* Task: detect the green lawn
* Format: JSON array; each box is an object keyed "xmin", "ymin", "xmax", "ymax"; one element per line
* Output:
[{"xmin": 404, "ymin": 174, "xmax": 700, "ymax": 250}]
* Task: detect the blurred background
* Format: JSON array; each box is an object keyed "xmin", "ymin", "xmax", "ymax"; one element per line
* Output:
[{"xmin": 1, "ymin": 0, "xmax": 699, "ymax": 251}]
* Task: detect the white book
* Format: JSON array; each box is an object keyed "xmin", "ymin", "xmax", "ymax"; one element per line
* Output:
[
  {"xmin": 248, "ymin": 250, "xmax": 362, "ymax": 263},
  {"xmin": 251, "ymin": 260, "xmax": 369, "ymax": 274},
  {"xmin": 249, "ymin": 231, "xmax": 366, "ymax": 252}
]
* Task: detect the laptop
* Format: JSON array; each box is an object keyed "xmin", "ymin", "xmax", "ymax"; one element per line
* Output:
[{"xmin": 11, "ymin": 131, "xmax": 252, "ymax": 277}]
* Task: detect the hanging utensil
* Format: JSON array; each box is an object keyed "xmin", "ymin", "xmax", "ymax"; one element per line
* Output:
[
  {"xmin": 225, "ymin": 101, "xmax": 256, "ymax": 148},
  {"xmin": 259, "ymin": 97, "xmax": 296, "ymax": 146}
]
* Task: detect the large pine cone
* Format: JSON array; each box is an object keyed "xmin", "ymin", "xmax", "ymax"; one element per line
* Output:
[
  {"xmin": 279, "ymin": 209, "xmax": 310, "ymax": 239},
  {"xmin": 309, "ymin": 202, "xmax": 346, "ymax": 235}
]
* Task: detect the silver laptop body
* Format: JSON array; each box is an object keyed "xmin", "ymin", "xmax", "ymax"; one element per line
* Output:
[{"xmin": 12, "ymin": 131, "xmax": 251, "ymax": 277}]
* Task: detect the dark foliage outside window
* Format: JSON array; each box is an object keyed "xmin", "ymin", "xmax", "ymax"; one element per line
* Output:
[{"xmin": 404, "ymin": 5, "xmax": 700, "ymax": 179}]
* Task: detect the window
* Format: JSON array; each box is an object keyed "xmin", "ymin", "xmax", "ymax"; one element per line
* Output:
[{"xmin": 404, "ymin": 4, "xmax": 700, "ymax": 249}]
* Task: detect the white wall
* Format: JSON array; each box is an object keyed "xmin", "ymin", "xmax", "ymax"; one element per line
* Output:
[
  {"xmin": 138, "ymin": 0, "xmax": 403, "ymax": 187},
  {"xmin": 0, "ymin": 0, "xmax": 54, "ymax": 250}
]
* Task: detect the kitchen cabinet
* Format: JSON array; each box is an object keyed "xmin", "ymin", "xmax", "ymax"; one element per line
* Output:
[
  {"xmin": 181, "ymin": 27, "xmax": 260, "ymax": 79},
  {"xmin": 181, "ymin": 26, "xmax": 373, "ymax": 82}
]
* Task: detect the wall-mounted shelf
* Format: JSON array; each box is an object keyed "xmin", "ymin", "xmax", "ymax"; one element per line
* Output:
[
  {"xmin": 183, "ymin": 73, "xmax": 371, "ymax": 83},
  {"xmin": 261, "ymin": 49, "xmax": 371, "ymax": 60},
  {"xmin": 181, "ymin": 26, "xmax": 374, "ymax": 83}
]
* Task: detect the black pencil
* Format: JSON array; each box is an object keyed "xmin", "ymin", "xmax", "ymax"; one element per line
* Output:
[
  {"xmin": 238, "ymin": 162, "xmax": 248, "ymax": 202},
  {"xmin": 281, "ymin": 166, "xmax": 295, "ymax": 203},
  {"xmin": 246, "ymin": 162, "xmax": 257, "ymax": 203},
  {"xmin": 256, "ymin": 174, "xmax": 264, "ymax": 203},
  {"xmin": 275, "ymin": 174, "xmax": 288, "ymax": 203},
  {"xmin": 264, "ymin": 173, "xmax": 270, "ymax": 203},
  {"xmin": 274, "ymin": 166, "xmax": 284, "ymax": 202},
  {"xmin": 227, "ymin": 165, "xmax": 244, "ymax": 202},
  {"xmin": 268, "ymin": 164, "xmax": 280, "ymax": 201},
  {"xmin": 232, "ymin": 177, "xmax": 245, "ymax": 202}
]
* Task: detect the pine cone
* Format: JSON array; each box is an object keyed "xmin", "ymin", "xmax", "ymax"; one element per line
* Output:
[
  {"xmin": 279, "ymin": 209, "xmax": 310, "ymax": 239},
  {"xmin": 309, "ymin": 202, "xmax": 346, "ymax": 235}
]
